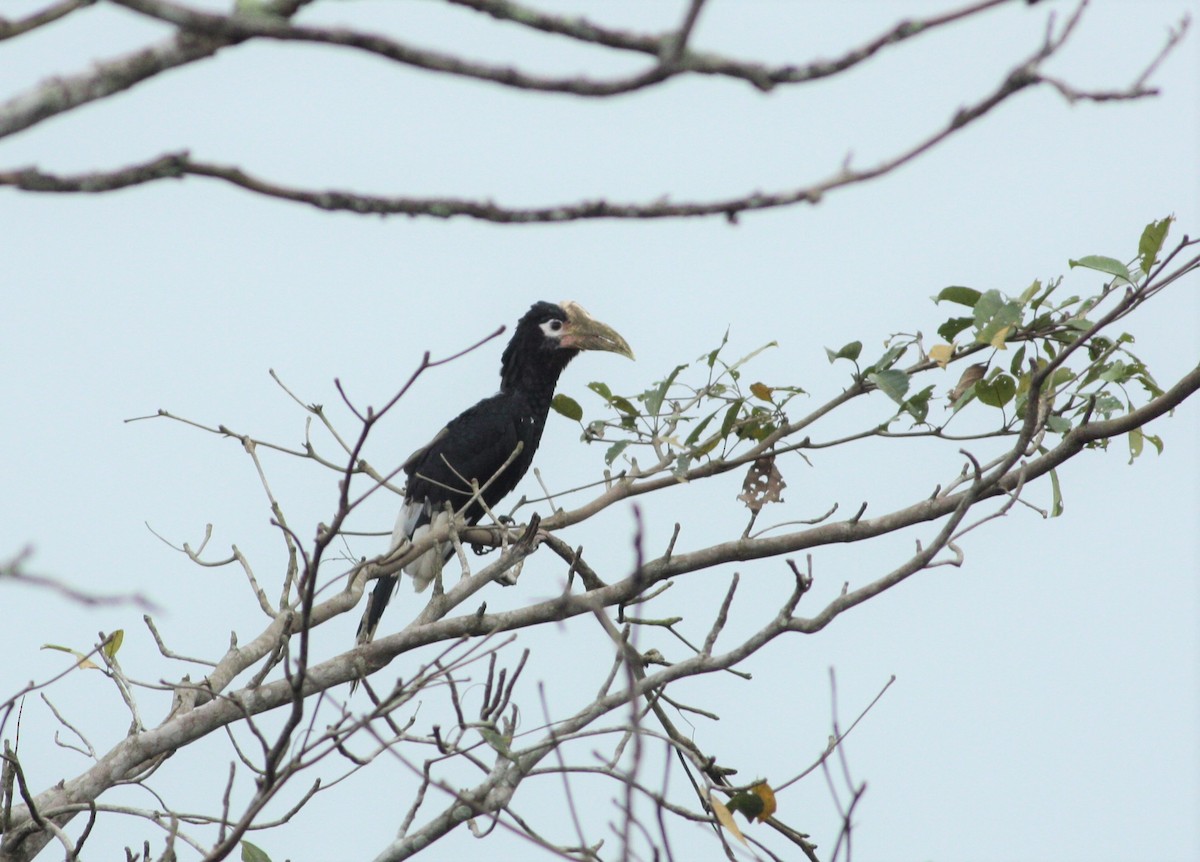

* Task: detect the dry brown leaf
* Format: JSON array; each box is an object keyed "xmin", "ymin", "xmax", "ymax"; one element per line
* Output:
[
  {"xmin": 737, "ymin": 455, "xmax": 786, "ymax": 513},
  {"xmin": 948, "ymin": 362, "xmax": 988, "ymax": 404}
]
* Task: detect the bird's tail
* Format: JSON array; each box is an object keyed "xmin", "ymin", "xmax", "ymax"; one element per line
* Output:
[{"xmin": 356, "ymin": 574, "xmax": 398, "ymax": 647}]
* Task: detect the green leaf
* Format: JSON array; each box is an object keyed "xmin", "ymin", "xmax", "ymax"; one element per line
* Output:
[
  {"xmin": 611, "ymin": 395, "xmax": 639, "ymax": 417},
  {"xmin": 719, "ymin": 401, "xmax": 743, "ymax": 439},
  {"xmin": 938, "ymin": 316, "xmax": 974, "ymax": 342},
  {"xmin": 241, "ymin": 841, "xmax": 272, "ymax": 862},
  {"xmin": 933, "ymin": 286, "xmax": 982, "ymax": 308},
  {"xmin": 684, "ymin": 411, "xmax": 717, "ymax": 448},
  {"xmin": 1137, "ymin": 217, "xmax": 1172, "ymax": 274},
  {"xmin": 1144, "ymin": 432, "xmax": 1164, "ymax": 455},
  {"xmin": 605, "ymin": 440, "xmax": 631, "ymax": 466},
  {"xmin": 868, "ymin": 369, "xmax": 910, "ymax": 405},
  {"xmin": 103, "ymin": 629, "xmax": 124, "ymax": 659},
  {"xmin": 902, "ymin": 385, "xmax": 935, "ymax": 424},
  {"xmin": 587, "ymin": 381, "xmax": 612, "ymax": 400},
  {"xmin": 642, "ymin": 364, "xmax": 687, "ymax": 415},
  {"xmin": 975, "ymin": 374, "xmax": 1016, "ymax": 408},
  {"xmin": 479, "ymin": 727, "xmax": 513, "ymax": 759},
  {"xmin": 705, "ymin": 329, "xmax": 731, "ymax": 368},
  {"xmin": 1017, "ymin": 279, "xmax": 1042, "ymax": 306},
  {"xmin": 865, "ymin": 343, "xmax": 906, "ymax": 374},
  {"xmin": 1068, "ymin": 255, "xmax": 1133, "ymax": 284},
  {"xmin": 824, "ymin": 340, "xmax": 862, "ymax": 364},
  {"xmin": 551, "ymin": 393, "xmax": 583, "ymax": 422},
  {"xmin": 972, "ymin": 290, "xmax": 1021, "ymax": 348},
  {"xmin": 1045, "ymin": 415, "xmax": 1072, "ymax": 434},
  {"xmin": 1008, "ymin": 344, "xmax": 1027, "ymax": 376},
  {"xmin": 1048, "ymin": 467, "xmax": 1064, "ymax": 517},
  {"xmin": 1127, "ymin": 427, "xmax": 1144, "ymax": 464}
]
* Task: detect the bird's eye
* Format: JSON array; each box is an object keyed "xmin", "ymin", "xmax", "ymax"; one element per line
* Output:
[{"xmin": 548, "ymin": 320, "xmax": 563, "ymax": 332}]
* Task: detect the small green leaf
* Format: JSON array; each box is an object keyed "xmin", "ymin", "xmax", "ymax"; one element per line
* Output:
[
  {"xmin": 1137, "ymin": 217, "xmax": 1172, "ymax": 274},
  {"xmin": 1068, "ymin": 255, "xmax": 1133, "ymax": 284},
  {"xmin": 868, "ymin": 369, "xmax": 910, "ymax": 405},
  {"xmin": 824, "ymin": 340, "xmax": 862, "ymax": 364},
  {"xmin": 938, "ymin": 316, "xmax": 974, "ymax": 342},
  {"xmin": 551, "ymin": 394, "xmax": 583, "ymax": 422},
  {"xmin": 241, "ymin": 841, "xmax": 272, "ymax": 862},
  {"xmin": 605, "ymin": 440, "xmax": 631, "ymax": 465},
  {"xmin": 933, "ymin": 286, "xmax": 983, "ymax": 308},
  {"xmin": 587, "ymin": 381, "xmax": 612, "ymax": 400}
]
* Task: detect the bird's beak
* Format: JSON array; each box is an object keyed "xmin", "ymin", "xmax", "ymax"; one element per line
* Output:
[{"xmin": 559, "ymin": 301, "xmax": 635, "ymax": 359}]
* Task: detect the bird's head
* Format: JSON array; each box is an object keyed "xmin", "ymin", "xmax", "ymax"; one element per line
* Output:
[{"xmin": 501, "ymin": 301, "xmax": 634, "ymax": 391}]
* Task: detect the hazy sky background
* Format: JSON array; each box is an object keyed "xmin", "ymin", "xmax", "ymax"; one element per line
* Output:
[{"xmin": 2, "ymin": 1, "xmax": 1198, "ymax": 860}]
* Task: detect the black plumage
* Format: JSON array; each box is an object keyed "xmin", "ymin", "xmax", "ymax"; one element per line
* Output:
[{"xmin": 356, "ymin": 301, "xmax": 633, "ymax": 645}]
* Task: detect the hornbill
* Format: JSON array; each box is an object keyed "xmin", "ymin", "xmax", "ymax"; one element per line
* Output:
[{"xmin": 356, "ymin": 300, "xmax": 634, "ymax": 646}]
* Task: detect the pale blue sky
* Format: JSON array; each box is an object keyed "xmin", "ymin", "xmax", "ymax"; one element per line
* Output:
[{"xmin": 2, "ymin": 2, "xmax": 1198, "ymax": 860}]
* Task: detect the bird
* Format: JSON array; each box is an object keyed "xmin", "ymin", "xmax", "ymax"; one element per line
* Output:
[{"xmin": 356, "ymin": 300, "xmax": 634, "ymax": 646}]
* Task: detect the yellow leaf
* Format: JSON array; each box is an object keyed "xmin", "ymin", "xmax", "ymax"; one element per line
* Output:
[
  {"xmin": 929, "ymin": 343, "xmax": 954, "ymax": 369},
  {"xmin": 989, "ymin": 325, "xmax": 1011, "ymax": 349},
  {"xmin": 710, "ymin": 794, "xmax": 747, "ymax": 846},
  {"xmin": 750, "ymin": 382, "xmax": 773, "ymax": 402},
  {"xmin": 103, "ymin": 629, "xmax": 124, "ymax": 659},
  {"xmin": 750, "ymin": 782, "xmax": 777, "ymax": 822}
]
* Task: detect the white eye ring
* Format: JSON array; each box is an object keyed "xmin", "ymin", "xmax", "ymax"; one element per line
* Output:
[{"xmin": 547, "ymin": 319, "xmax": 563, "ymax": 332}]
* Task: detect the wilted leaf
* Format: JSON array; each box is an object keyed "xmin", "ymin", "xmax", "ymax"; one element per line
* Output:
[
  {"xmin": 1137, "ymin": 217, "xmax": 1172, "ymax": 274},
  {"xmin": 103, "ymin": 629, "xmax": 124, "ymax": 659},
  {"xmin": 41, "ymin": 643, "xmax": 98, "ymax": 670},
  {"xmin": 241, "ymin": 841, "xmax": 272, "ymax": 862},
  {"xmin": 737, "ymin": 456, "xmax": 786, "ymax": 514},
  {"xmin": 948, "ymin": 363, "xmax": 987, "ymax": 404},
  {"xmin": 929, "ymin": 344, "xmax": 954, "ymax": 369},
  {"xmin": 710, "ymin": 794, "xmax": 748, "ymax": 846},
  {"xmin": 1068, "ymin": 255, "xmax": 1133, "ymax": 284},
  {"xmin": 750, "ymin": 382, "xmax": 773, "ymax": 402},
  {"xmin": 551, "ymin": 393, "xmax": 583, "ymax": 422}
]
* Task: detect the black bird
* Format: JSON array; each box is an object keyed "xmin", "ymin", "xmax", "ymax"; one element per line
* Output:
[{"xmin": 357, "ymin": 301, "xmax": 634, "ymax": 645}]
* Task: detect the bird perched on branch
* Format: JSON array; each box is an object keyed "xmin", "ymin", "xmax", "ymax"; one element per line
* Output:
[{"xmin": 356, "ymin": 300, "xmax": 634, "ymax": 646}]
